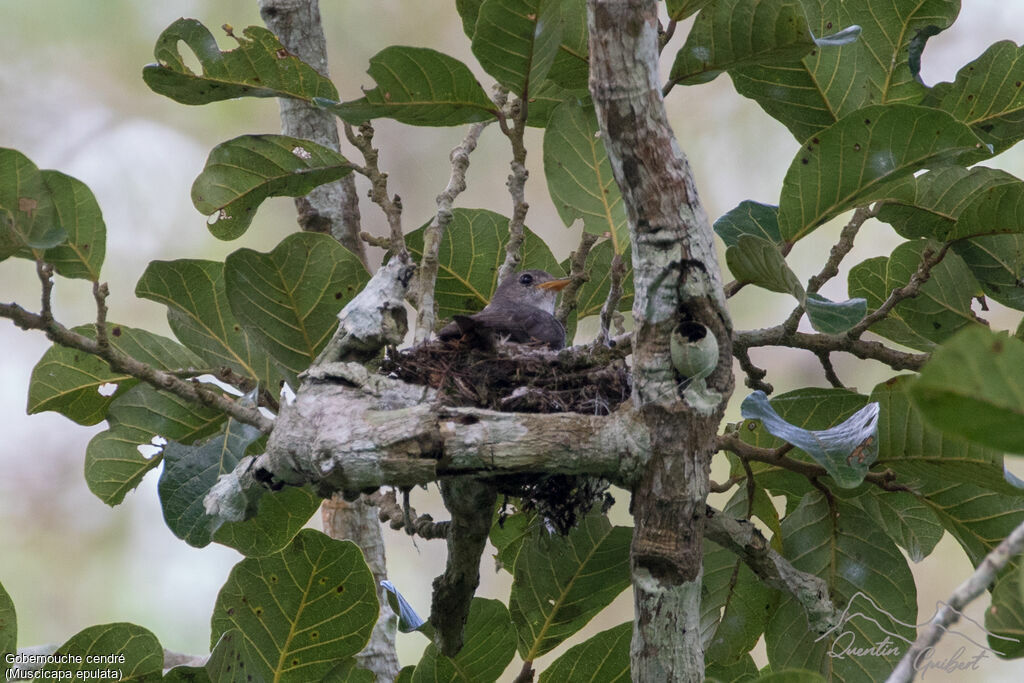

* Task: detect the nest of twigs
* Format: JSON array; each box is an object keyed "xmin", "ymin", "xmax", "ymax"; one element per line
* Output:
[
  {"xmin": 380, "ymin": 338, "xmax": 631, "ymax": 533},
  {"xmin": 380, "ymin": 338, "xmax": 631, "ymax": 415}
]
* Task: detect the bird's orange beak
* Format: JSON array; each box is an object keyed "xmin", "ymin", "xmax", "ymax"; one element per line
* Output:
[{"xmin": 536, "ymin": 278, "xmax": 572, "ymax": 292}]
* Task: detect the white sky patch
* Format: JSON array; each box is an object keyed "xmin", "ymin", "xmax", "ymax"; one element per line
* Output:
[{"xmin": 97, "ymin": 382, "xmax": 118, "ymax": 396}]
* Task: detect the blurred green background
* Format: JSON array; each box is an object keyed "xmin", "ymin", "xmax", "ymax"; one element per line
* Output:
[{"xmin": 2, "ymin": 1, "xmax": 1024, "ymax": 678}]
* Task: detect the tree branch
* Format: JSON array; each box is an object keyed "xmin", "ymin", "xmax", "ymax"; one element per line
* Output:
[
  {"xmin": 555, "ymin": 231, "xmax": 599, "ymax": 326},
  {"xmin": 345, "ymin": 122, "xmax": 408, "ymax": 261},
  {"xmin": 414, "ymin": 121, "xmax": 490, "ymax": 342},
  {"xmin": 887, "ymin": 518, "xmax": 1024, "ymax": 683},
  {"xmin": 497, "ymin": 93, "xmax": 529, "ymax": 284},
  {"xmin": 258, "ymin": 0, "xmax": 367, "ymax": 266},
  {"xmin": 734, "ymin": 327, "xmax": 927, "ymax": 372}
]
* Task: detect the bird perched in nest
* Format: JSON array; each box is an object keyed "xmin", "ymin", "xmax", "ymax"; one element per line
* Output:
[{"xmin": 438, "ymin": 269, "xmax": 572, "ymax": 349}]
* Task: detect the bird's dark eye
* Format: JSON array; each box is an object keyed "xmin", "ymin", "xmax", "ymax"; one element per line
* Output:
[{"xmin": 518, "ymin": 273, "xmax": 534, "ymax": 285}]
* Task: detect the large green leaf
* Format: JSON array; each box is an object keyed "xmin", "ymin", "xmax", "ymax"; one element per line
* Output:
[
  {"xmin": 853, "ymin": 489, "xmax": 943, "ymax": 563},
  {"xmin": 884, "ymin": 240, "xmax": 979, "ymax": 345},
  {"xmin": 875, "ymin": 165, "xmax": 1022, "ymax": 240},
  {"xmin": 191, "ymin": 135, "xmax": 352, "ymax": 241},
  {"xmin": 765, "ymin": 494, "xmax": 915, "ymax": 682},
  {"xmin": 472, "ymin": 0, "xmax": 562, "ymax": 95},
  {"xmin": 84, "ymin": 384, "xmax": 225, "ymax": 505},
  {"xmin": 726, "ymin": 234, "xmax": 804, "ymax": 296},
  {"xmin": 405, "ymin": 208, "xmax": 562, "ymax": 319},
  {"xmin": 42, "ymin": 623, "xmax": 163, "ymax": 681},
  {"xmin": 159, "ymin": 418, "xmax": 264, "ymax": 547},
  {"xmin": 0, "ymin": 148, "xmax": 66, "ymax": 259},
  {"xmin": 225, "ymin": 232, "xmax": 370, "ymax": 386},
  {"xmin": 39, "ymin": 170, "xmax": 105, "ymax": 280},
  {"xmin": 544, "ymin": 101, "xmax": 629, "ymax": 253},
  {"xmin": 211, "ymin": 530, "xmax": 379, "ymax": 683},
  {"xmin": 0, "ymin": 582, "xmax": 14, "ymax": 681},
  {"xmin": 509, "ymin": 511, "xmax": 631, "ymax": 659},
  {"xmin": 411, "ymin": 599, "xmax": 517, "ymax": 683},
  {"xmin": 537, "ymin": 622, "xmax": 631, "ymax": 683},
  {"xmin": 777, "ymin": 104, "xmax": 987, "ymax": 243},
  {"xmin": 323, "ymin": 47, "xmax": 497, "ymax": 126},
  {"xmin": 666, "ymin": 0, "xmax": 715, "ymax": 21},
  {"xmin": 730, "ymin": 0, "xmax": 960, "ymax": 142},
  {"xmin": 714, "ymin": 201, "xmax": 781, "ymax": 247},
  {"xmin": 952, "ymin": 234, "xmax": 1024, "ymax": 311},
  {"xmin": 206, "ymin": 629, "xmax": 261, "ymax": 683},
  {"xmin": 924, "ymin": 40, "xmax": 1024, "ymax": 155},
  {"xmin": 214, "ymin": 486, "xmax": 321, "ymax": 558},
  {"xmin": 28, "ymin": 324, "xmax": 203, "ymax": 426},
  {"xmin": 847, "ymin": 256, "xmax": 935, "ymax": 352},
  {"xmin": 136, "ymin": 259, "xmax": 284, "ymax": 389},
  {"xmin": 669, "ymin": 0, "xmax": 859, "ymax": 87},
  {"xmin": 142, "ymin": 18, "xmax": 338, "ymax": 105},
  {"xmin": 911, "ymin": 326, "xmax": 1024, "ymax": 454}
]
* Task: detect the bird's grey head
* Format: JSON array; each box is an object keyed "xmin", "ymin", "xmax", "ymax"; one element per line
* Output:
[{"xmin": 490, "ymin": 269, "xmax": 571, "ymax": 314}]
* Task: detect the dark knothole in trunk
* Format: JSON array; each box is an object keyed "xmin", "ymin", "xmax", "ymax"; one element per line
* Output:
[{"xmin": 380, "ymin": 340, "xmax": 631, "ymax": 533}]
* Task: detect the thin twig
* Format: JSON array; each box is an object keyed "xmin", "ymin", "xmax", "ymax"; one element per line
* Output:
[
  {"xmin": 733, "ymin": 345, "xmax": 773, "ymax": 394},
  {"xmin": 366, "ymin": 489, "xmax": 449, "ymax": 540},
  {"xmin": 815, "ymin": 350, "xmax": 844, "ymax": 388},
  {"xmin": 717, "ymin": 433, "xmax": 910, "ymax": 493},
  {"xmin": 848, "ymin": 242, "xmax": 952, "ymax": 339},
  {"xmin": 597, "ymin": 252, "xmax": 626, "ymax": 346},
  {"xmin": 414, "ymin": 121, "xmax": 491, "ymax": 342},
  {"xmin": 555, "ymin": 232, "xmax": 599, "ymax": 326},
  {"xmin": 2, "ymin": 281, "xmax": 272, "ymax": 434},
  {"xmin": 345, "ymin": 122, "xmax": 408, "ymax": 261},
  {"xmin": 497, "ymin": 92, "xmax": 529, "ymax": 285}
]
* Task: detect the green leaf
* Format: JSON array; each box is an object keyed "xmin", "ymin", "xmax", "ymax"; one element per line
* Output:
[
  {"xmin": 323, "ymin": 47, "xmax": 497, "ymax": 126},
  {"xmin": 885, "ymin": 240, "xmax": 979, "ymax": 345},
  {"xmin": 411, "ymin": 599, "xmax": 517, "ymax": 683},
  {"xmin": 952, "ymin": 234, "xmax": 1024, "ymax": 311},
  {"xmin": 213, "ymin": 486, "xmax": 322, "ymax": 558},
  {"xmin": 847, "ymin": 256, "xmax": 935, "ymax": 351},
  {"xmin": 537, "ymin": 622, "xmax": 631, "ymax": 683},
  {"xmin": 872, "ymin": 375, "xmax": 1023, "ymax": 498},
  {"xmin": 705, "ymin": 655, "xmax": 759, "ymax": 683},
  {"xmin": 143, "ymin": 19, "xmax": 338, "ymax": 105},
  {"xmin": 206, "ymin": 629, "xmax": 262, "ymax": 683},
  {"xmin": 741, "ymin": 390, "xmax": 879, "ymax": 488},
  {"xmin": 803, "ymin": 293, "xmax": 866, "ymax": 335},
  {"xmin": 714, "ymin": 201, "xmax": 781, "ymax": 247},
  {"xmin": 136, "ymin": 259, "xmax": 285, "ymax": 389},
  {"xmin": 28, "ymin": 324, "xmax": 203, "ymax": 426},
  {"xmin": 666, "ymin": 0, "xmax": 714, "ymax": 21},
  {"xmin": 523, "ymin": 78, "xmax": 580, "ymax": 128},
  {"xmin": 853, "ymin": 488, "xmax": 943, "ymax": 563},
  {"xmin": 211, "ymin": 530, "xmax": 379, "ymax": 683},
  {"xmin": 0, "ymin": 582, "xmax": 14, "ymax": 680},
  {"xmin": 730, "ymin": 0, "xmax": 959, "ymax": 141},
  {"xmin": 162, "ymin": 666, "xmax": 211, "ymax": 683},
  {"xmin": 85, "ymin": 384, "xmax": 226, "ymax": 505},
  {"xmin": 546, "ymin": 0, "xmax": 589, "ymax": 91},
  {"xmin": 875, "ymin": 165, "xmax": 1022, "ymax": 241},
  {"xmin": 0, "ymin": 148, "xmax": 66, "ymax": 259},
  {"xmin": 404, "ymin": 208, "xmax": 562, "ymax": 319},
  {"xmin": 764, "ymin": 494, "xmax": 915, "ymax": 681},
  {"xmin": 191, "ymin": 135, "xmax": 352, "ymax": 241},
  {"xmin": 509, "ymin": 511, "xmax": 631, "ymax": 659},
  {"xmin": 923, "ymin": 40, "xmax": 1024, "ymax": 155},
  {"xmin": 42, "ymin": 623, "xmax": 163, "ymax": 681},
  {"xmin": 322, "ymin": 659, "xmax": 375, "ymax": 683},
  {"xmin": 669, "ymin": 0, "xmax": 858, "ymax": 87},
  {"xmin": 911, "ymin": 326, "xmax": 1024, "ymax": 454},
  {"xmin": 777, "ymin": 104, "xmax": 988, "ymax": 243},
  {"xmin": 753, "ymin": 671, "xmax": 827, "ymax": 683},
  {"xmin": 39, "ymin": 170, "xmax": 106, "ymax": 280},
  {"xmin": 225, "ymin": 232, "xmax": 370, "ymax": 386},
  {"xmin": 455, "ymin": 0, "xmax": 484, "ymax": 38},
  {"xmin": 159, "ymin": 418, "xmax": 264, "ymax": 547},
  {"xmin": 544, "ymin": 101, "xmax": 629, "ymax": 254},
  {"xmin": 725, "ymin": 235, "xmax": 803, "ymax": 296},
  {"xmin": 987, "ymin": 571, "xmax": 1024, "ymax": 658},
  {"xmin": 472, "ymin": 0, "xmax": 562, "ymax": 95}
]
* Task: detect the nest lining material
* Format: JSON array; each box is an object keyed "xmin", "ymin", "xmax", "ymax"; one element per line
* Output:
[
  {"xmin": 380, "ymin": 338, "xmax": 631, "ymax": 415},
  {"xmin": 379, "ymin": 338, "xmax": 630, "ymax": 534}
]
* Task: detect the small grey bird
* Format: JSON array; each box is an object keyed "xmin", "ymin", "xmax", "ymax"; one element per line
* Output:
[{"xmin": 438, "ymin": 269, "xmax": 571, "ymax": 349}]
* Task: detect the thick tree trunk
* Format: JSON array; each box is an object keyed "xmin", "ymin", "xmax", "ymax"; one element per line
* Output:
[
  {"xmin": 258, "ymin": 1, "xmax": 396, "ymax": 679},
  {"xmin": 587, "ymin": 1, "xmax": 734, "ymax": 680}
]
